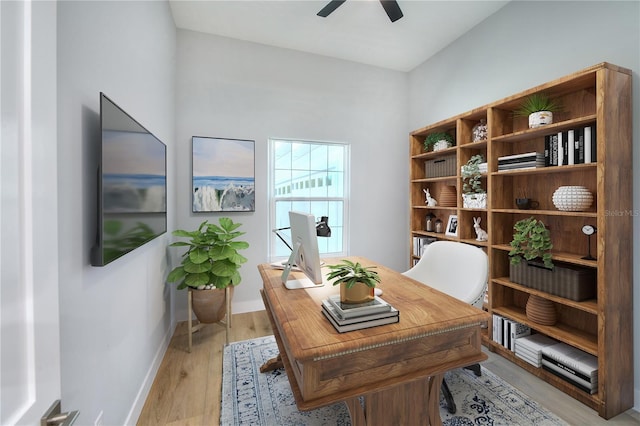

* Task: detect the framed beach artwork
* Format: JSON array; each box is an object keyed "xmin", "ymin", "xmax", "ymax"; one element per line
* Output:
[{"xmin": 192, "ymin": 136, "xmax": 255, "ymax": 212}]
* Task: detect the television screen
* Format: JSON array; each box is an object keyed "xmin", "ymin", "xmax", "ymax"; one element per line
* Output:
[{"xmin": 90, "ymin": 93, "xmax": 167, "ymax": 266}]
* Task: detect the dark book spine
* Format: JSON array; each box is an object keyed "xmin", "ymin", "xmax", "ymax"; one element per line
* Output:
[
  {"xmin": 541, "ymin": 354, "xmax": 595, "ymax": 383},
  {"xmin": 542, "ymin": 364, "xmax": 596, "ymax": 394},
  {"xmin": 576, "ymin": 128, "xmax": 584, "ymax": 164},
  {"xmin": 544, "ymin": 135, "xmax": 550, "ymax": 166}
]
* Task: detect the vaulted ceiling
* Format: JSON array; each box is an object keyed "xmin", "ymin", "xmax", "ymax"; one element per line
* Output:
[{"xmin": 169, "ymin": 1, "xmax": 510, "ymax": 72}]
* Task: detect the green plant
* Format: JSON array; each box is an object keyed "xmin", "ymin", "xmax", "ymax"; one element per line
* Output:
[
  {"xmin": 509, "ymin": 217, "xmax": 553, "ymax": 269},
  {"xmin": 326, "ymin": 259, "xmax": 381, "ymax": 289},
  {"xmin": 461, "ymin": 154, "xmax": 485, "ymax": 194},
  {"xmin": 515, "ymin": 93, "xmax": 562, "ymax": 117},
  {"xmin": 424, "ymin": 132, "xmax": 454, "ymax": 151},
  {"xmin": 167, "ymin": 218, "xmax": 249, "ymax": 290}
]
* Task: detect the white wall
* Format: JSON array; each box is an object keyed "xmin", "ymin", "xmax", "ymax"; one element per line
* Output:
[
  {"xmin": 56, "ymin": 1, "xmax": 176, "ymax": 425},
  {"xmin": 174, "ymin": 30, "xmax": 409, "ymax": 316},
  {"xmin": 408, "ymin": 0, "xmax": 640, "ymax": 412}
]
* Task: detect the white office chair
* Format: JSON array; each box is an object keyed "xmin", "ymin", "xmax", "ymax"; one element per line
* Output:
[{"xmin": 403, "ymin": 240, "xmax": 488, "ymax": 414}]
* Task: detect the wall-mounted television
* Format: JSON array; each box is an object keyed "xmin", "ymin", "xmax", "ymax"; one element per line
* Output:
[{"xmin": 90, "ymin": 93, "xmax": 167, "ymax": 266}]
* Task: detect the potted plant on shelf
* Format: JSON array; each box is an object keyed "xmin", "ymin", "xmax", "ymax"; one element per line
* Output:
[
  {"xmin": 167, "ymin": 218, "xmax": 249, "ymax": 323},
  {"xmin": 424, "ymin": 132, "xmax": 454, "ymax": 152},
  {"xmin": 326, "ymin": 259, "xmax": 381, "ymax": 304},
  {"xmin": 508, "ymin": 217, "xmax": 557, "ymax": 325},
  {"xmin": 461, "ymin": 154, "xmax": 487, "ymax": 209},
  {"xmin": 515, "ymin": 93, "xmax": 562, "ymax": 128},
  {"xmin": 509, "ymin": 216, "xmax": 554, "ymax": 269}
]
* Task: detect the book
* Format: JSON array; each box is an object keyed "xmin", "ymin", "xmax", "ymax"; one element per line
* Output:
[
  {"xmin": 492, "ymin": 314, "xmax": 503, "ymax": 345},
  {"xmin": 321, "ymin": 299, "xmax": 398, "ymax": 325},
  {"xmin": 557, "ymin": 132, "xmax": 564, "ymax": 165},
  {"xmin": 510, "ymin": 322, "xmax": 531, "ymax": 352},
  {"xmin": 541, "ymin": 343, "xmax": 598, "ymax": 378},
  {"xmin": 515, "ymin": 334, "xmax": 557, "ymax": 352},
  {"xmin": 515, "ymin": 349, "xmax": 540, "ymax": 367},
  {"xmin": 542, "ymin": 359, "xmax": 597, "ymax": 394},
  {"xmin": 567, "ymin": 130, "xmax": 575, "ymax": 165},
  {"xmin": 327, "ymin": 295, "xmax": 392, "ymax": 319},
  {"xmin": 541, "ymin": 354, "xmax": 597, "ymax": 384},
  {"xmin": 322, "ymin": 307, "xmax": 399, "ymax": 333}
]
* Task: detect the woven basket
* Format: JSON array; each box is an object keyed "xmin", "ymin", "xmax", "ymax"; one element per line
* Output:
[{"xmin": 509, "ymin": 261, "xmax": 596, "ymax": 302}]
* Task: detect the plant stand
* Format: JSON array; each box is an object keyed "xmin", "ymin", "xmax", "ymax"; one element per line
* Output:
[{"xmin": 187, "ymin": 287, "xmax": 232, "ymax": 353}]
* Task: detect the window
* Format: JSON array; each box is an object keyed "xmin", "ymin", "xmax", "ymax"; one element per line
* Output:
[{"xmin": 269, "ymin": 139, "xmax": 349, "ymax": 260}]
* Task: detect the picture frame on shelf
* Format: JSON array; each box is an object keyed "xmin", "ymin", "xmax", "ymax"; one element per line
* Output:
[{"xmin": 445, "ymin": 215, "xmax": 458, "ymax": 237}]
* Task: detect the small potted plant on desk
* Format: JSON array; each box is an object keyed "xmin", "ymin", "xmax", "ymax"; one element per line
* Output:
[
  {"xmin": 167, "ymin": 218, "xmax": 249, "ymax": 325},
  {"xmin": 424, "ymin": 131, "xmax": 455, "ymax": 152},
  {"xmin": 508, "ymin": 217, "xmax": 556, "ymax": 325},
  {"xmin": 461, "ymin": 154, "xmax": 487, "ymax": 209},
  {"xmin": 515, "ymin": 93, "xmax": 562, "ymax": 128},
  {"xmin": 326, "ymin": 259, "xmax": 381, "ymax": 304}
]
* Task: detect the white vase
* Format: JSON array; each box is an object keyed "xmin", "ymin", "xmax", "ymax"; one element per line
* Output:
[
  {"xmin": 528, "ymin": 111, "xmax": 553, "ymax": 128},
  {"xmin": 552, "ymin": 185, "xmax": 593, "ymax": 211}
]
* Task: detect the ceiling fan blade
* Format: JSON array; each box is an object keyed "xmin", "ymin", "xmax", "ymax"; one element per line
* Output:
[
  {"xmin": 380, "ymin": 0, "xmax": 403, "ymax": 22},
  {"xmin": 317, "ymin": 0, "xmax": 346, "ymax": 17}
]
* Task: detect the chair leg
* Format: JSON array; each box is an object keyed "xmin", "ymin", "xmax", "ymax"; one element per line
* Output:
[
  {"xmin": 464, "ymin": 363, "xmax": 482, "ymax": 377},
  {"xmin": 441, "ymin": 379, "xmax": 456, "ymax": 414}
]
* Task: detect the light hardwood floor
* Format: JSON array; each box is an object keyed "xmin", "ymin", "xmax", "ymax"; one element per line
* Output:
[{"xmin": 137, "ymin": 311, "xmax": 640, "ymax": 425}]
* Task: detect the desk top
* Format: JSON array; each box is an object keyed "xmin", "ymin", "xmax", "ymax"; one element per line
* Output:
[{"xmin": 259, "ymin": 256, "xmax": 490, "ymax": 363}]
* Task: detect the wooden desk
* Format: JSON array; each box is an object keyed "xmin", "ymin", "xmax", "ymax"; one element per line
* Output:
[{"xmin": 258, "ymin": 256, "xmax": 490, "ymax": 426}]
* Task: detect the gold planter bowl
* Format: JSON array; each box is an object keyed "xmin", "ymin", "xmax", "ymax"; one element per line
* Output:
[{"xmin": 340, "ymin": 282, "xmax": 374, "ymax": 304}]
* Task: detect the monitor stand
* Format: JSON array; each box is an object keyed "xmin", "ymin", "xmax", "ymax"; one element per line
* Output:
[{"xmin": 281, "ymin": 242, "xmax": 324, "ymax": 289}]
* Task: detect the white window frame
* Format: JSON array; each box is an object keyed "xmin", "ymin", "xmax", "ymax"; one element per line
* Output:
[{"xmin": 268, "ymin": 138, "xmax": 350, "ymax": 262}]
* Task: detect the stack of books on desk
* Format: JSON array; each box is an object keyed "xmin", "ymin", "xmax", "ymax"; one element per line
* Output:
[
  {"xmin": 541, "ymin": 342, "xmax": 598, "ymax": 394},
  {"xmin": 322, "ymin": 295, "xmax": 399, "ymax": 333}
]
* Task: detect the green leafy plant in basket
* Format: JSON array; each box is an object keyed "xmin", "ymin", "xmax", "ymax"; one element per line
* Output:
[
  {"xmin": 509, "ymin": 217, "xmax": 553, "ymax": 269},
  {"xmin": 326, "ymin": 259, "xmax": 381, "ymax": 288},
  {"xmin": 167, "ymin": 218, "xmax": 249, "ymax": 290}
]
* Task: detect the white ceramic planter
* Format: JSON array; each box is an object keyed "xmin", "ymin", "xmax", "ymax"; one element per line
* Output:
[
  {"xmin": 528, "ymin": 111, "xmax": 553, "ymax": 128},
  {"xmin": 433, "ymin": 140, "xmax": 452, "ymax": 151},
  {"xmin": 462, "ymin": 193, "xmax": 487, "ymax": 209}
]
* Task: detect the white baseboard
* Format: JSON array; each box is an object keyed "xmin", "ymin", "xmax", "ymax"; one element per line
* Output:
[{"xmin": 123, "ymin": 319, "xmax": 177, "ymax": 425}]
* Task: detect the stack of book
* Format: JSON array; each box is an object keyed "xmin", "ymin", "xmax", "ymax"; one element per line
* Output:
[
  {"xmin": 541, "ymin": 343, "xmax": 598, "ymax": 394},
  {"xmin": 492, "ymin": 314, "xmax": 531, "ymax": 352},
  {"xmin": 545, "ymin": 125, "xmax": 597, "ymax": 166},
  {"xmin": 498, "ymin": 152, "xmax": 545, "ymax": 171},
  {"xmin": 514, "ymin": 333, "xmax": 558, "ymax": 367},
  {"xmin": 322, "ymin": 295, "xmax": 399, "ymax": 333}
]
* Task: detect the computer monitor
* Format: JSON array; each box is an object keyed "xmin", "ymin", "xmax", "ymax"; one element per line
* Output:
[{"xmin": 281, "ymin": 211, "xmax": 324, "ymax": 289}]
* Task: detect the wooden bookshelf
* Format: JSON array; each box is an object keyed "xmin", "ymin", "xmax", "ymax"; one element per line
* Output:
[{"xmin": 408, "ymin": 63, "xmax": 632, "ymax": 419}]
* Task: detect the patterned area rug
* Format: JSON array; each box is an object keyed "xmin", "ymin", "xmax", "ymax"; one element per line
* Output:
[{"xmin": 221, "ymin": 335, "xmax": 568, "ymax": 426}]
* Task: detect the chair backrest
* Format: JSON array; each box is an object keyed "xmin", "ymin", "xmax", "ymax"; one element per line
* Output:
[{"xmin": 403, "ymin": 241, "xmax": 488, "ymax": 308}]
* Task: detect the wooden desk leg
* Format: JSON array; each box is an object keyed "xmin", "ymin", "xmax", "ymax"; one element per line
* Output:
[
  {"xmin": 225, "ymin": 286, "xmax": 231, "ymax": 345},
  {"xmin": 259, "ymin": 354, "xmax": 283, "ymax": 373},
  {"xmin": 345, "ymin": 397, "xmax": 366, "ymax": 426},
  {"xmin": 427, "ymin": 374, "xmax": 444, "ymax": 426}
]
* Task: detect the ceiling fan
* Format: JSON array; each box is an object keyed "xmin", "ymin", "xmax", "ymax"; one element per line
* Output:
[{"xmin": 317, "ymin": 0, "xmax": 404, "ymax": 23}]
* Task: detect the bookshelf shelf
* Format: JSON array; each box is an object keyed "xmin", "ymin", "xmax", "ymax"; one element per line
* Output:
[{"xmin": 408, "ymin": 63, "xmax": 632, "ymax": 419}]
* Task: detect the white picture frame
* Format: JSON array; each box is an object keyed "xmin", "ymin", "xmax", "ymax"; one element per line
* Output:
[{"xmin": 445, "ymin": 215, "xmax": 458, "ymax": 237}]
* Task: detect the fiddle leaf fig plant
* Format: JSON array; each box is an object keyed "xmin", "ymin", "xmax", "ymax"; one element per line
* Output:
[
  {"xmin": 326, "ymin": 259, "xmax": 381, "ymax": 289},
  {"xmin": 167, "ymin": 218, "xmax": 249, "ymax": 290},
  {"xmin": 509, "ymin": 217, "xmax": 553, "ymax": 269}
]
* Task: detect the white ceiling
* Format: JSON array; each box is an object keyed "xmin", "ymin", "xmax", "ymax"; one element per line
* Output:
[{"xmin": 169, "ymin": 0, "xmax": 510, "ymax": 72}]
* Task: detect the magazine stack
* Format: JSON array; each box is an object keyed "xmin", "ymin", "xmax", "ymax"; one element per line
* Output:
[{"xmin": 322, "ymin": 295, "xmax": 399, "ymax": 333}]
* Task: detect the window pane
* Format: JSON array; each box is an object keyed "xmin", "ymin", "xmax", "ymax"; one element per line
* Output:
[{"xmin": 270, "ymin": 139, "xmax": 348, "ymax": 258}]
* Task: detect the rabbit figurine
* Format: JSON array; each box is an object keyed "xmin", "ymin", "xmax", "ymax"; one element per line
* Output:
[
  {"xmin": 473, "ymin": 217, "xmax": 488, "ymax": 241},
  {"xmin": 423, "ymin": 188, "xmax": 437, "ymax": 207}
]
